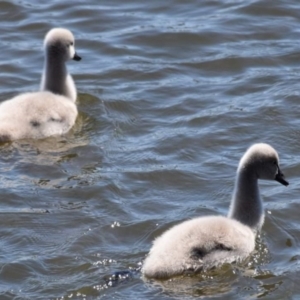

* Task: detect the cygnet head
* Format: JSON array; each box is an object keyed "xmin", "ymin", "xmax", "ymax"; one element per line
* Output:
[
  {"xmin": 44, "ymin": 28, "xmax": 81, "ymax": 62},
  {"xmin": 238, "ymin": 143, "xmax": 289, "ymax": 186}
]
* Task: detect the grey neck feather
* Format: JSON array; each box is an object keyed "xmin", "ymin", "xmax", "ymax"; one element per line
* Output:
[
  {"xmin": 43, "ymin": 52, "xmax": 68, "ymax": 98},
  {"xmin": 228, "ymin": 167, "xmax": 263, "ymax": 230}
]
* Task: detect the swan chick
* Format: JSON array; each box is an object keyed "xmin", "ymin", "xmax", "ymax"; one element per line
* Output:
[
  {"xmin": 40, "ymin": 28, "xmax": 81, "ymax": 102},
  {"xmin": 0, "ymin": 28, "xmax": 81, "ymax": 141},
  {"xmin": 142, "ymin": 143, "xmax": 288, "ymax": 279}
]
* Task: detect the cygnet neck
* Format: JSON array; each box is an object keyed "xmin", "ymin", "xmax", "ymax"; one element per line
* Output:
[
  {"xmin": 43, "ymin": 49, "xmax": 68, "ymax": 98},
  {"xmin": 228, "ymin": 165, "xmax": 263, "ymax": 231}
]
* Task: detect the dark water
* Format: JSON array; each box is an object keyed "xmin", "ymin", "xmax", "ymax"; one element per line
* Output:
[{"xmin": 0, "ymin": 0, "xmax": 299, "ymax": 299}]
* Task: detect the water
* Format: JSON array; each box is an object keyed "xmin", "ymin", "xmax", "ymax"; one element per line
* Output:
[{"xmin": 0, "ymin": 0, "xmax": 299, "ymax": 299}]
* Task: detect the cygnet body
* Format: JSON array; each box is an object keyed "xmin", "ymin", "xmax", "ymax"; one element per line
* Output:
[
  {"xmin": 142, "ymin": 144, "xmax": 289, "ymax": 279},
  {"xmin": 0, "ymin": 28, "xmax": 81, "ymax": 141},
  {"xmin": 0, "ymin": 92, "xmax": 77, "ymax": 140}
]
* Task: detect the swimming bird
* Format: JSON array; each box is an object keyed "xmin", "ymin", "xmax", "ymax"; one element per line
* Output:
[
  {"xmin": 0, "ymin": 28, "xmax": 81, "ymax": 141},
  {"xmin": 142, "ymin": 143, "xmax": 289, "ymax": 279}
]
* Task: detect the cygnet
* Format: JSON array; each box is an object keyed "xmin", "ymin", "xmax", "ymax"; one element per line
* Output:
[
  {"xmin": 142, "ymin": 143, "xmax": 289, "ymax": 279},
  {"xmin": 0, "ymin": 28, "xmax": 81, "ymax": 141}
]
